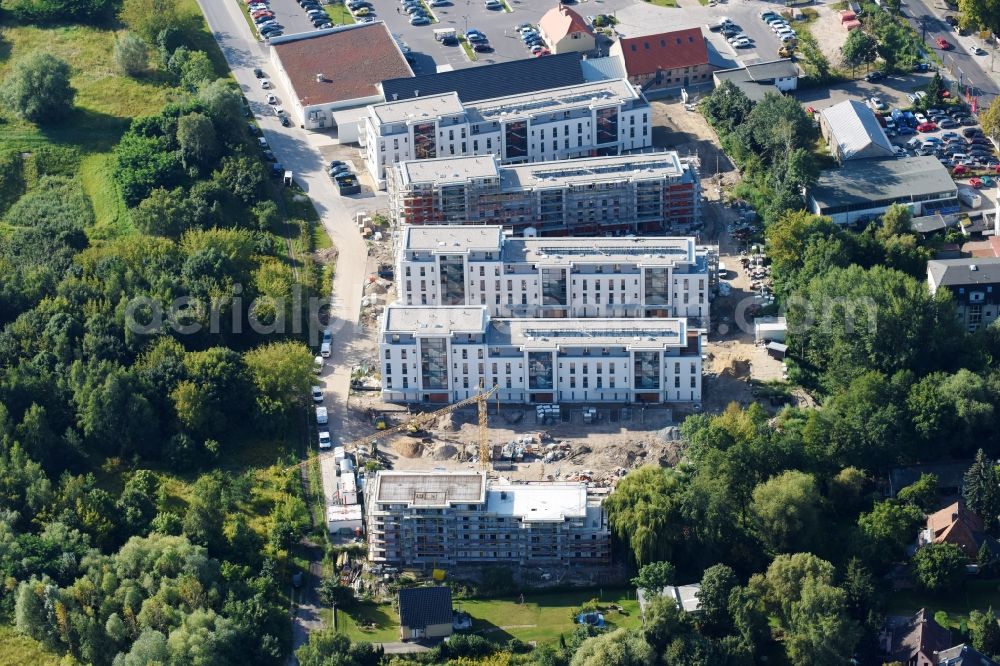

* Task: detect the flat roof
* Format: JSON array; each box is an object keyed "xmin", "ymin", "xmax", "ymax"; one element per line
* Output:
[
  {"xmin": 396, "ymin": 155, "xmax": 499, "ymax": 187},
  {"xmin": 808, "ymin": 156, "xmax": 956, "ymax": 211},
  {"xmin": 272, "ymin": 23, "xmax": 412, "ymax": 107},
  {"xmin": 383, "ymin": 305, "xmax": 488, "ymax": 335},
  {"xmin": 486, "ymin": 482, "xmax": 587, "ymax": 522},
  {"xmin": 470, "ymin": 79, "xmax": 640, "ymax": 120},
  {"xmin": 380, "ymin": 52, "xmax": 586, "ymax": 103},
  {"xmin": 327, "ymin": 504, "xmax": 363, "ymax": 521},
  {"xmin": 507, "ymin": 236, "xmax": 695, "ymax": 266},
  {"xmin": 494, "ymin": 317, "xmax": 687, "ymax": 349},
  {"xmin": 500, "ymin": 152, "xmax": 686, "ymax": 190},
  {"xmin": 370, "ymin": 91, "xmax": 464, "ymax": 125},
  {"xmin": 373, "ymin": 471, "xmax": 486, "ymax": 506},
  {"xmin": 403, "ymin": 225, "xmax": 503, "ymax": 252}
]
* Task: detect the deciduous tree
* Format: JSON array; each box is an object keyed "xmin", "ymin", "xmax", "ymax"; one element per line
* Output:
[
  {"xmin": 1, "ymin": 53, "xmax": 75, "ymax": 124},
  {"xmin": 751, "ymin": 471, "xmax": 824, "ymax": 554}
]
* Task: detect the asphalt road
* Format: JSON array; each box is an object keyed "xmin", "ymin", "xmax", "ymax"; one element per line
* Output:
[
  {"xmin": 268, "ymin": 0, "xmax": 326, "ymax": 34},
  {"xmin": 197, "ymin": 0, "xmax": 379, "ymax": 658},
  {"xmin": 902, "ymin": 0, "xmax": 1000, "ymax": 102}
]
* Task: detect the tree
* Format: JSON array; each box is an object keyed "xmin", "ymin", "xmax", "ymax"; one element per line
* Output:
[
  {"xmin": 177, "ymin": 113, "xmax": 219, "ymax": 171},
  {"xmin": 631, "ymin": 560, "xmax": 675, "ymax": 596},
  {"xmin": 119, "ymin": 0, "xmax": 181, "ymax": 42},
  {"xmin": 1, "ymin": 52, "xmax": 75, "ymax": 124},
  {"xmin": 857, "ymin": 500, "xmax": 923, "ymax": 557},
  {"xmin": 982, "ymin": 97, "xmax": 1000, "ymax": 141},
  {"xmin": 216, "ymin": 155, "xmax": 266, "ymax": 205},
  {"xmin": 243, "ymin": 342, "xmax": 314, "ymax": 420},
  {"xmin": 697, "ymin": 564, "xmax": 738, "ymax": 634},
  {"xmin": 570, "ymin": 628, "xmax": 655, "ymax": 666},
  {"xmin": 183, "ymin": 474, "xmax": 226, "ymax": 552},
  {"xmin": 116, "ymin": 470, "xmax": 160, "ymax": 536},
  {"xmin": 642, "ymin": 594, "xmax": 685, "ymax": 653},
  {"xmin": 785, "ymin": 578, "xmax": 861, "ymax": 666},
  {"xmin": 604, "ymin": 466, "xmax": 687, "ymax": 565},
  {"xmin": 114, "ymin": 32, "xmax": 149, "ymax": 77},
  {"xmin": 701, "ymin": 80, "xmax": 754, "ymax": 133},
  {"xmin": 6, "ymin": 0, "xmax": 115, "ymax": 24},
  {"xmin": 913, "ymin": 543, "xmax": 966, "ymax": 591},
  {"xmin": 965, "ymin": 449, "xmax": 1000, "ymax": 530},
  {"xmin": 296, "ymin": 630, "xmax": 382, "ymax": 666},
  {"xmin": 879, "ymin": 203, "xmax": 912, "ymax": 240},
  {"xmin": 750, "ymin": 470, "xmax": 824, "ymax": 554},
  {"xmin": 131, "ymin": 187, "xmax": 193, "ymax": 238},
  {"xmin": 841, "ymin": 558, "xmax": 876, "ymax": 621},
  {"xmin": 958, "ymin": 0, "xmax": 1000, "ymax": 36},
  {"xmin": 841, "ymin": 29, "xmax": 876, "ymax": 75},
  {"xmin": 171, "ymin": 49, "xmax": 216, "ymax": 92},
  {"xmin": 897, "ymin": 473, "xmax": 939, "ymax": 512},
  {"xmin": 970, "ymin": 608, "xmax": 1000, "ymax": 659},
  {"xmin": 829, "ymin": 467, "xmax": 870, "ymax": 516},
  {"xmin": 318, "ymin": 578, "xmax": 356, "ymax": 609}
]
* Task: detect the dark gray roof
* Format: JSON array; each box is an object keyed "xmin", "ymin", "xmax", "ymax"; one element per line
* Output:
[
  {"xmin": 938, "ymin": 643, "xmax": 1000, "ymax": 666},
  {"xmin": 380, "ymin": 53, "xmax": 586, "ymax": 103},
  {"xmin": 398, "ymin": 586, "xmax": 452, "ymax": 629},
  {"xmin": 713, "ymin": 59, "xmax": 799, "ymax": 103},
  {"xmin": 928, "ymin": 257, "xmax": 1000, "ymax": 288},
  {"xmin": 911, "ymin": 212, "xmax": 961, "ymax": 234},
  {"xmin": 888, "ymin": 460, "xmax": 971, "ymax": 496},
  {"xmin": 808, "ymin": 156, "xmax": 955, "ymax": 211}
]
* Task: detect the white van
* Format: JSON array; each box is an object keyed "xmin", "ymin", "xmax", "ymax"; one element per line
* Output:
[
  {"xmin": 316, "ymin": 406, "xmax": 329, "ymax": 425},
  {"xmin": 321, "ymin": 341, "xmax": 332, "ymax": 358},
  {"xmin": 433, "ymin": 27, "xmax": 457, "ymax": 41}
]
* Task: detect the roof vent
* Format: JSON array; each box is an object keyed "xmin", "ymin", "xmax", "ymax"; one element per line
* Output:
[
  {"xmin": 414, "ymin": 89, "xmax": 420, "ymax": 97},
  {"xmin": 971, "ymin": 264, "xmax": 979, "ymax": 271},
  {"xmin": 316, "ymin": 73, "xmax": 325, "ymax": 82}
]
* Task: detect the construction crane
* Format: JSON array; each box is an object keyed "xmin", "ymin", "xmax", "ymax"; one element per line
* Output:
[{"xmin": 291, "ymin": 384, "xmax": 500, "ymax": 472}]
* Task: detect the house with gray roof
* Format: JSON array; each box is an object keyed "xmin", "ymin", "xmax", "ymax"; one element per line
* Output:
[
  {"xmin": 938, "ymin": 644, "xmax": 1000, "ymax": 666},
  {"xmin": 712, "ymin": 59, "xmax": 801, "ymax": 103},
  {"xmin": 928, "ymin": 257, "xmax": 1000, "ymax": 331},
  {"xmin": 819, "ymin": 100, "xmax": 895, "ymax": 162},
  {"xmin": 398, "ymin": 586, "xmax": 453, "ymax": 641}
]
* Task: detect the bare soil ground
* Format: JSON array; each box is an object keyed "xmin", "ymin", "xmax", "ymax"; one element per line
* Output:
[{"xmin": 809, "ymin": 6, "xmax": 850, "ymax": 67}]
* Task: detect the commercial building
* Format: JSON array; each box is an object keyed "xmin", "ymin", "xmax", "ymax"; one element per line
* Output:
[
  {"xmin": 387, "ymin": 152, "xmax": 700, "ymax": 234},
  {"xmin": 364, "ymin": 471, "xmax": 610, "ymax": 566},
  {"xmin": 398, "ymin": 587, "xmax": 453, "ymax": 641},
  {"xmin": 361, "ymin": 79, "xmax": 651, "ymax": 189},
  {"xmin": 609, "ymin": 28, "xmax": 713, "ymax": 93},
  {"xmin": 819, "ymin": 100, "xmax": 894, "ymax": 162},
  {"xmin": 927, "ymin": 256, "xmax": 1000, "ymax": 331},
  {"xmin": 379, "ymin": 306, "xmax": 702, "ymax": 404},
  {"xmin": 538, "ymin": 4, "xmax": 595, "ymax": 55},
  {"xmin": 806, "ymin": 156, "xmax": 958, "ymax": 224},
  {"xmin": 269, "ymin": 24, "xmax": 413, "ymax": 137},
  {"xmin": 712, "ymin": 59, "xmax": 801, "ymax": 103},
  {"xmin": 395, "ymin": 225, "xmax": 709, "ymax": 323}
]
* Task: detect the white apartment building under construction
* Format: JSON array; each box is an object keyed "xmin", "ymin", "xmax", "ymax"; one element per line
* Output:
[
  {"xmin": 361, "ymin": 79, "xmax": 651, "ymax": 189},
  {"xmin": 379, "ymin": 305, "xmax": 702, "ymax": 405},
  {"xmin": 364, "ymin": 471, "xmax": 610, "ymax": 567},
  {"xmin": 387, "ymin": 152, "xmax": 701, "ymax": 235},
  {"xmin": 396, "ymin": 225, "xmax": 710, "ymax": 325}
]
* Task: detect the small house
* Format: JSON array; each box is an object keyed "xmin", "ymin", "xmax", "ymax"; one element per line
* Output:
[
  {"xmin": 398, "ymin": 586, "xmax": 454, "ymax": 641},
  {"xmin": 538, "ymin": 4, "xmax": 595, "ymax": 55}
]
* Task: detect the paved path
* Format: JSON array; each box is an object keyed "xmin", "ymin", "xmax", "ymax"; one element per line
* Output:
[{"xmin": 195, "ymin": 0, "xmax": 386, "ymax": 658}]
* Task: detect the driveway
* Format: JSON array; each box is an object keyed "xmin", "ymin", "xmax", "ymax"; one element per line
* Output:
[
  {"xmin": 197, "ymin": 0, "xmax": 385, "ymax": 656},
  {"xmin": 268, "ymin": 0, "xmax": 327, "ymax": 35}
]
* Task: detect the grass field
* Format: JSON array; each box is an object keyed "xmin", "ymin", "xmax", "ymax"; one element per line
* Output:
[
  {"xmin": 642, "ymin": 0, "xmax": 679, "ymax": 7},
  {"xmin": 0, "ymin": 625, "xmax": 70, "ymax": 666},
  {"xmin": 338, "ymin": 587, "xmax": 642, "ymax": 645},
  {"xmin": 887, "ymin": 578, "xmax": 1000, "ymax": 628},
  {"xmin": 324, "ymin": 4, "xmax": 357, "ymax": 25}
]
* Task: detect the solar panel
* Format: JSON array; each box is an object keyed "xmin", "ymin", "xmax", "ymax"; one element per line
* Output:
[
  {"xmin": 522, "ymin": 327, "xmax": 679, "ymax": 339},
  {"xmin": 537, "ymin": 246, "xmax": 688, "ymax": 257}
]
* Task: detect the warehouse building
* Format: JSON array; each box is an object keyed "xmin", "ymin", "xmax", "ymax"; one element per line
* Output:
[
  {"xmin": 395, "ymin": 225, "xmax": 709, "ymax": 323},
  {"xmin": 819, "ymin": 100, "xmax": 894, "ymax": 162},
  {"xmin": 379, "ymin": 306, "xmax": 702, "ymax": 404},
  {"xmin": 269, "ymin": 24, "xmax": 413, "ymax": 137},
  {"xmin": 365, "ymin": 471, "xmax": 610, "ymax": 567},
  {"xmin": 806, "ymin": 156, "xmax": 959, "ymax": 225},
  {"xmin": 361, "ymin": 79, "xmax": 651, "ymax": 189},
  {"xmin": 387, "ymin": 152, "xmax": 700, "ymax": 234}
]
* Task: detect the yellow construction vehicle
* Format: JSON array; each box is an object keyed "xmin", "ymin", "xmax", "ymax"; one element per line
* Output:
[{"xmin": 291, "ymin": 384, "xmax": 500, "ymax": 472}]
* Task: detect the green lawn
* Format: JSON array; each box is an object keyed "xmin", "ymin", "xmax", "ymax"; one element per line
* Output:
[
  {"xmin": 0, "ymin": 625, "xmax": 71, "ymax": 666},
  {"xmin": 642, "ymin": 0, "xmax": 679, "ymax": 7},
  {"xmin": 337, "ymin": 587, "xmax": 642, "ymax": 645},
  {"xmin": 324, "ymin": 4, "xmax": 357, "ymax": 25},
  {"xmin": 458, "ymin": 36, "xmax": 478, "ymax": 62},
  {"xmin": 887, "ymin": 579, "xmax": 1000, "ymax": 628}
]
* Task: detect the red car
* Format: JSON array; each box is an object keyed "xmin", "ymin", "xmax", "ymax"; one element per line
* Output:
[
  {"xmin": 534, "ymin": 48, "xmax": 551, "ymax": 57},
  {"xmin": 917, "ymin": 121, "xmax": 938, "ymax": 132},
  {"xmin": 252, "ymin": 10, "xmax": 273, "ymax": 18},
  {"xmin": 954, "ymin": 165, "xmax": 970, "ymax": 176},
  {"xmin": 970, "ymin": 177, "xmax": 984, "ymax": 188},
  {"xmin": 936, "ymin": 37, "xmax": 952, "ymax": 49}
]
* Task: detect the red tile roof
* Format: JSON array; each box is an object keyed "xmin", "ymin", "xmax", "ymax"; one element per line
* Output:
[
  {"xmin": 273, "ymin": 24, "xmax": 413, "ymax": 107},
  {"xmin": 539, "ymin": 4, "xmax": 593, "ymax": 42},
  {"xmin": 617, "ymin": 28, "xmax": 709, "ymax": 77}
]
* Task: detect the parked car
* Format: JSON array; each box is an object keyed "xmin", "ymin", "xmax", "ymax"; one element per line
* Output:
[
  {"xmin": 280, "ymin": 115, "xmax": 291, "ymax": 127},
  {"xmin": 260, "ymin": 78, "xmax": 272, "ymax": 89},
  {"xmin": 917, "ymin": 122, "xmax": 938, "ymax": 132},
  {"xmin": 442, "ymin": 35, "xmax": 458, "ymax": 45},
  {"xmin": 869, "ymin": 96, "xmax": 886, "ymax": 111},
  {"xmin": 970, "ymin": 177, "xmax": 984, "ymax": 188},
  {"xmin": 474, "ymin": 42, "xmax": 493, "ymax": 52},
  {"xmin": 466, "ymin": 30, "xmax": 487, "ymax": 41},
  {"xmin": 410, "ymin": 15, "xmax": 430, "ymax": 24},
  {"xmin": 945, "ymin": 14, "xmax": 958, "ymax": 25},
  {"xmin": 733, "ymin": 38, "xmax": 752, "ymax": 48},
  {"xmin": 312, "ymin": 386, "xmax": 323, "ymax": 402},
  {"xmin": 982, "ymin": 175, "xmax": 996, "ymax": 187},
  {"xmin": 262, "ymin": 149, "xmax": 276, "ymax": 162},
  {"xmin": 485, "ymin": 0, "xmax": 502, "ymax": 8},
  {"xmin": 534, "ymin": 48, "xmax": 551, "ymax": 56},
  {"xmin": 253, "ymin": 67, "xmax": 264, "ymax": 78},
  {"xmin": 953, "ymin": 164, "xmax": 970, "ymax": 175},
  {"xmin": 318, "ymin": 430, "xmax": 332, "ymax": 449},
  {"xmin": 939, "ymin": 118, "xmax": 959, "ymax": 129}
]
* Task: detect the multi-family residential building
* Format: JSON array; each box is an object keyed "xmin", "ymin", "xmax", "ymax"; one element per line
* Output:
[
  {"xmin": 361, "ymin": 79, "xmax": 651, "ymax": 189},
  {"xmin": 379, "ymin": 305, "xmax": 702, "ymax": 404},
  {"xmin": 387, "ymin": 152, "xmax": 701, "ymax": 234},
  {"xmin": 927, "ymin": 257, "xmax": 1000, "ymax": 331},
  {"xmin": 364, "ymin": 471, "xmax": 610, "ymax": 566},
  {"xmin": 395, "ymin": 225, "xmax": 709, "ymax": 324}
]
